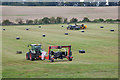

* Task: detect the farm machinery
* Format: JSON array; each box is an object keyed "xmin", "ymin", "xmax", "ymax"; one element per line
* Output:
[
  {"xmin": 26, "ymin": 44, "xmax": 73, "ymax": 62},
  {"xmin": 67, "ymin": 24, "xmax": 87, "ymax": 30}
]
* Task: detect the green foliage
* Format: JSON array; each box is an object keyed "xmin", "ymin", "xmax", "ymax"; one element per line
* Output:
[
  {"xmin": 2, "ymin": 19, "xmax": 13, "ymax": 25},
  {"xmin": 99, "ymin": 18, "xmax": 104, "ymax": 22},
  {"xmin": 93, "ymin": 18, "xmax": 104, "ymax": 23},
  {"xmin": 26, "ymin": 20, "xmax": 34, "ymax": 25},
  {"xmin": 116, "ymin": 19, "xmax": 120, "ymax": 22},
  {"xmin": 34, "ymin": 19, "xmax": 39, "ymax": 25},
  {"xmin": 70, "ymin": 18, "xmax": 78, "ymax": 23},
  {"xmin": 1, "ymin": 2, "xmax": 119, "ymax": 6},
  {"xmin": 2, "ymin": 17, "xmax": 120, "ymax": 26},
  {"xmin": 82, "ymin": 17, "xmax": 90, "ymax": 22},
  {"xmin": 38, "ymin": 19, "xmax": 43, "ymax": 24},
  {"xmin": 105, "ymin": 19, "xmax": 115, "ymax": 23},
  {"xmin": 56, "ymin": 17, "xmax": 63, "ymax": 23},
  {"xmin": 49, "ymin": 17, "xmax": 56, "ymax": 24},
  {"xmin": 42, "ymin": 17, "xmax": 50, "ymax": 24},
  {"xmin": 63, "ymin": 18, "xmax": 68, "ymax": 23}
]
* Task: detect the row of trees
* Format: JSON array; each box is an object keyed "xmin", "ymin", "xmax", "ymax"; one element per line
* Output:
[
  {"xmin": 2, "ymin": 2, "xmax": 120, "ymax": 6},
  {"xmin": 2, "ymin": 17, "xmax": 120, "ymax": 26}
]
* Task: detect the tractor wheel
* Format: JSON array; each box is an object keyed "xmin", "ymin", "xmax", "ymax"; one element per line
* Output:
[
  {"xmin": 50, "ymin": 59, "xmax": 54, "ymax": 62},
  {"xmin": 39, "ymin": 58, "xmax": 42, "ymax": 60},
  {"xmin": 69, "ymin": 58, "xmax": 72, "ymax": 61},
  {"xmin": 29, "ymin": 53, "xmax": 34, "ymax": 61},
  {"xmin": 26, "ymin": 53, "xmax": 30, "ymax": 60}
]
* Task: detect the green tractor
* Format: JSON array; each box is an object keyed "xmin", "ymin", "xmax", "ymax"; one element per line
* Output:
[{"xmin": 26, "ymin": 44, "xmax": 43, "ymax": 61}]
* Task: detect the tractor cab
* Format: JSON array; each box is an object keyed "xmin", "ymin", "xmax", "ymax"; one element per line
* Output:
[
  {"xmin": 29, "ymin": 44, "xmax": 42, "ymax": 53},
  {"xmin": 28, "ymin": 44, "xmax": 42, "ymax": 53},
  {"xmin": 26, "ymin": 44, "xmax": 43, "ymax": 60}
]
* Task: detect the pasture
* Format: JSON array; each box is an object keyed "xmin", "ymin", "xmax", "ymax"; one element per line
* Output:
[{"xmin": 2, "ymin": 23, "xmax": 118, "ymax": 78}]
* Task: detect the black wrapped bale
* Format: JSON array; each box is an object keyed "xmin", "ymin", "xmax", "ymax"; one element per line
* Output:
[
  {"xmin": 61, "ymin": 26, "xmax": 64, "ymax": 27},
  {"xmin": 110, "ymin": 29, "xmax": 114, "ymax": 32},
  {"xmin": 79, "ymin": 50, "xmax": 85, "ymax": 53},
  {"xmin": 65, "ymin": 33, "xmax": 68, "ymax": 35},
  {"xmin": 3, "ymin": 29, "xmax": 5, "ymax": 31},
  {"xmin": 81, "ymin": 30, "xmax": 84, "ymax": 32},
  {"xmin": 43, "ymin": 34, "xmax": 46, "ymax": 37},
  {"xmin": 100, "ymin": 26, "xmax": 104, "ymax": 28},
  {"xmin": 16, "ymin": 37, "xmax": 20, "ymax": 40},
  {"xmin": 39, "ymin": 26, "xmax": 41, "ymax": 28},
  {"xmin": 16, "ymin": 51, "xmax": 22, "ymax": 54},
  {"xmin": 26, "ymin": 28, "xmax": 29, "ymax": 30}
]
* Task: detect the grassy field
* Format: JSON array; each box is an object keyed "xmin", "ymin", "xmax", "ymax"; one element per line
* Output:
[{"xmin": 2, "ymin": 23, "xmax": 118, "ymax": 78}]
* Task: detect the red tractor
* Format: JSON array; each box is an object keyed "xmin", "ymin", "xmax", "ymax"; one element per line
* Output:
[{"xmin": 26, "ymin": 44, "xmax": 73, "ymax": 62}]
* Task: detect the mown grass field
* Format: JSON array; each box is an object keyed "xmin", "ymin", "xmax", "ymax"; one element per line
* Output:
[{"xmin": 2, "ymin": 23, "xmax": 118, "ymax": 78}]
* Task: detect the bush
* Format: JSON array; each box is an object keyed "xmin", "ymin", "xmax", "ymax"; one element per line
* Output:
[
  {"xmin": 42, "ymin": 17, "xmax": 50, "ymax": 24},
  {"xmin": 26, "ymin": 20, "xmax": 34, "ymax": 25},
  {"xmin": 93, "ymin": 18, "xmax": 104, "ymax": 23},
  {"xmin": 34, "ymin": 19, "xmax": 39, "ymax": 25},
  {"xmin": 2, "ymin": 17, "xmax": 119, "ymax": 26},
  {"xmin": 64, "ymin": 18, "xmax": 68, "ymax": 23},
  {"xmin": 56, "ymin": 17, "xmax": 63, "ymax": 23},
  {"xmin": 105, "ymin": 19, "xmax": 114, "ymax": 23},
  {"xmin": 116, "ymin": 19, "xmax": 120, "ymax": 22},
  {"xmin": 82, "ymin": 17, "xmax": 90, "ymax": 22},
  {"xmin": 38, "ymin": 19, "xmax": 43, "ymax": 24},
  {"xmin": 70, "ymin": 18, "xmax": 78, "ymax": 23},
  {"xmin": 2, "ymin": 19, "xmax": 13, "ymax": 25},
  {"xmin": 50, "ymin": 17, "xmax": 56, "ymax": 24}
]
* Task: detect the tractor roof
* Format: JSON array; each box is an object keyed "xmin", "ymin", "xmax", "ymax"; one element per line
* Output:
[{"xmin": 30, "ymin": 44, "xmax": 41, "ymax": 46}]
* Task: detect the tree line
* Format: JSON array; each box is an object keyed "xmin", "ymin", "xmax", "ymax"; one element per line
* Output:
[
  {"xmin": 2, "ymin": 17, "xmax": 120, "ymax": 26},
  {"xmin": 1, "ymin": 2, "xmax": 120, "ymax": 6}
]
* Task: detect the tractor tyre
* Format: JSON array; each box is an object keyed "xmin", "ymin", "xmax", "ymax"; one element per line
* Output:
[
  {"xmin": 39, "ymin": 58, "xmax": 42, "ymax": 60},
  {"xmin": 50, "ymin": 59, "xmax": 54, "ymax": 62},
  {"xmin": 69, "ymin": 58, "xmax": 72, "ymax": 61},
  {"xmin": 26, "ymin": 53, "xmax": 30, "ymax": 60},
  {"xmin": 29, "ymin": 53, "xmax": 34, "ymax": 61}
]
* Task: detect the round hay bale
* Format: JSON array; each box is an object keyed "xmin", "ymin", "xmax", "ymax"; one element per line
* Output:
[
  {"xmin": 110, "ymin": 29, "xmax": 114, "ymax": 32},
  {"xmin": 81, "ymin": 30, "xmax": 84, "ymax": 32},
  {"xmin": 65, "ymin": 33, "xmax": 68, "ymax": 35},
  {"xmin": 16, "ymin": 37, "xmax": 20, "ymax": 40},
  {"xmin": 16, "ymin": 51, "xmax": 22, "ymax": 54},
  {"xmin": 79, "ymin": 50, "xmax": 85, "ymax": 53},
  {"xmin": 61, "ymin": 26, "xmax": 64, "ymax": 27},
  {"xmin": 3, "ymin": 29, "xmax": 5, "ymax": 31},
  {"xmin": 43, "ymin": 34, "xmax": 46, "ymax": 37},
  {"xmin": 26, "ymin": 28, "xmax": 29, "ymax": 30},
  {"xmin": 39, "ymin": 26, "xmax": 41, "ymax": 28},
  {"xmin": 100, "ymin": 26, "xmax": 104, "ymax": 28}
]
